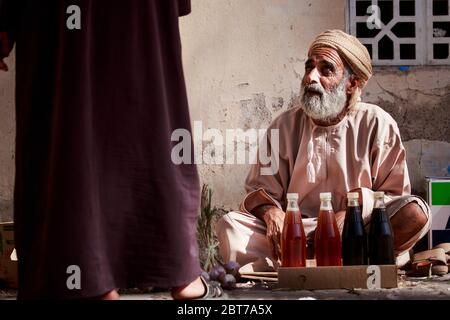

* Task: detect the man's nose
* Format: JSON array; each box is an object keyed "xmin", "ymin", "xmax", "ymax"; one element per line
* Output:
[{"xmin": 304, "ymin": 68, "xmax": 320, "ymax": 85}]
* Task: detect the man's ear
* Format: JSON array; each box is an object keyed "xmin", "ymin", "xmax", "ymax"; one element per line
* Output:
[{"xmin": 346, "ymin": 75, "xmax": 361, "ymax": 95}]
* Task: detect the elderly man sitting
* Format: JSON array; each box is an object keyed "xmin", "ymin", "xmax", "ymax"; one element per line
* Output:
[{"xmin": 216, "ymin": 30, "xmax": 430, "ymax": 272}]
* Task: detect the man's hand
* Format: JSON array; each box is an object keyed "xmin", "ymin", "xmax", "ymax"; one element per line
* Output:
[
  {"xmin": 0, "ymin": 32, "xmax": 11, "ymax": 71},
  {"xmin": 252, "ymin": 205, "xmax": 285, "ymax": 264},
  {"xmin": 263, "ymin": 207, "xmax": 285, "ymax": 263}
]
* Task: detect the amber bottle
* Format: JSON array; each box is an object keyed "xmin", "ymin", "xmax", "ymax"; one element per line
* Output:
[
  {"xmin": 315, "ymin": 192, "xmax": 342, "ymax": 266},
  {"xmin": 281, "ymin": 193, "xmax": 307, "ymax": 267}
]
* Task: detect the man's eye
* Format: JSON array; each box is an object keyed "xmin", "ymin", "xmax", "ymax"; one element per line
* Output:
[{"xmin": 322, "ymin": 67, "xmax": 333, "ymax": 75}]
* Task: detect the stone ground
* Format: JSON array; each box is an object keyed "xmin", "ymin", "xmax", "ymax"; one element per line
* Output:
[{"xmin": 1, "ymin": 273, "xmax": 449, "ymax": 300}]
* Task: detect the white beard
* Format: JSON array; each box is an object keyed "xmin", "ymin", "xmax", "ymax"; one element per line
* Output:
[{"xmin": 300, "ymin": 77, "xmax": 348, "ymax": 121}]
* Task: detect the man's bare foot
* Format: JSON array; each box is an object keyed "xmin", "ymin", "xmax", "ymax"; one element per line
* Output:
[
  {"xmin": 171, "ymin": 277, "xmax": 206, "ymax": 300},
  {"xmin": 99, "ymin": 289, "xmax": 120, "ymax": 300}
]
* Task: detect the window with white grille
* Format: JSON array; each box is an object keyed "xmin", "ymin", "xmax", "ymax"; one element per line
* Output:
[{"xmin": 348, "ymin": 0, "xmax": 450, "ymax": 65}]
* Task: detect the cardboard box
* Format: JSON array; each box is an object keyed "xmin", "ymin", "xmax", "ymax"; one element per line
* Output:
[
  {"xmin": 0, "ymin": 222, "xmax": 18, "ymax": 289},
  {"xmin": 426, "ymin": 177, "xmax": 450, "ymax": 248},
  {"xmin": 278, "ymin": 265, "xmax": 398, "ymax": 290}
]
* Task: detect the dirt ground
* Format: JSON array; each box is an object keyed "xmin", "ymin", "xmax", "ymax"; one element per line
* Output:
[{"xmin": 2, "ymin": 273, "xmax": 449, "ymax": 300}]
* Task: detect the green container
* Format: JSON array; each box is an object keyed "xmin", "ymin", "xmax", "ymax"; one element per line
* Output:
[{"xmin": 427, "ymin": 177, "xmax": 450, "ymax": 248}]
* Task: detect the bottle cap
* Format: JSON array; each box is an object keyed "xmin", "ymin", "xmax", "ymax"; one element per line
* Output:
[
  {"xmin": 287, "ymin": 193, "xmax": 299, "ymax": 200},
  {"xmin": 374, "ymin": 191, "xmax": 385, "ymax": 198},
  {"xmin": 347, "ymin": 192, "xmax": 359, "ymax": 199},
  {"xmin": 319, "ymin": 192, "xmax": 332, "ymax": 200}
]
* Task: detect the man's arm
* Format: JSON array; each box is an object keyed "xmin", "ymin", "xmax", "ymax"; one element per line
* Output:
[
  {"xmin": 251, "ymin": 204, "xmax": 285, "ymax": 263},
  {"xmin": 252, "ymin": 204, "xmax": 277, "ymax": 220},
  {"xmin": 238, "ymin": 113, "xmax": 292, "ymax": 264},
  {"xmin": 357, "ymin": 120, "xmax": 411, "ymax": 224}
]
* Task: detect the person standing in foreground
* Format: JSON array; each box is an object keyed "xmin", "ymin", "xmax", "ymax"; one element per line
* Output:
[
  {"xmin": 0, "ymin": 0, "xmax": 207, "ymax": 299},
  {"xmin": 216, "ymin": 30, "xmax": 430, "ymax": 272}
]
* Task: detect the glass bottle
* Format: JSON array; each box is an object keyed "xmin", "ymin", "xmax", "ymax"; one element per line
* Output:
[
  {"xmin": 315, "ymin": 192, "xmax": 342, "ymax": 266},
  {"xmin": 342, "ymin": 192, "xmax": 368, "ymax": 265},
  {"xmin": 281, "ymin": 193, "xmax": 306, "ymax": 267},
  {"xmin": 368, "ymin": 191, "xmax": 395, "ymax": 265}
]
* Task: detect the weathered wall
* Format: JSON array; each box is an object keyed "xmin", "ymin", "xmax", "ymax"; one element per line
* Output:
[
  {"xmin": 180, "ymin": 0, "xmax": 450, "ymax": 209},
  {"xmin": 179, "ymin": 0, "xmax": 347, "ymax": 209},
  {"xmin": 363, "ymin": 68, "xmax": 450, "ymax": 197},
  {"xmin": 0, "ymin": 1, "xmax": 448, "ymax": 221}
]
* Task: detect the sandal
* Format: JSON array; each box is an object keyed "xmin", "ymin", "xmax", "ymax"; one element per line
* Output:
[
  {"xmin": 433, "ymin": 243, "xmax": 450, "ymax": 255},
  {"xmin": 433, "ymin": 243, "xmax": 450, "ymax": 273},
  {"xmin": 407, "ymin": 248, "xmax": 448, "ymax": 277},
  {"xmin": 195, "ymin": 276, "xmax": 225, "ymax": 300}
]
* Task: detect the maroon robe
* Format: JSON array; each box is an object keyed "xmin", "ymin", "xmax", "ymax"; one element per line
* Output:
[{"xmin": 0, "ymin": 0, "xmax": 201, "ymax": 299}]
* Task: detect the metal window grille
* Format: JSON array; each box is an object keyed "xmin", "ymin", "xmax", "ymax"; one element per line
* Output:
[{"xmin": 348, "ymin": 0, "xmax": 450, "ymax": 65}]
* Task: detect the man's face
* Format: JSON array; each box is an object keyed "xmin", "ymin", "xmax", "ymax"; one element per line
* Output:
[{"xmin": 300, "ymin": 47, "xmax": 350, "ymax": 121}]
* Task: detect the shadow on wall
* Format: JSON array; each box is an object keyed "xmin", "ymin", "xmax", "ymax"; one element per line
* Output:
[
  {"xmin": 404, "ymin": 139, "xmax": 450, "ymax": 198},
  {"xmin": 238, "ymin": 92, "xmax": 300, "ymax": 130},
  {"xmin": 0, "ymin": 199, "xmax": 13, "ymax": 222}
]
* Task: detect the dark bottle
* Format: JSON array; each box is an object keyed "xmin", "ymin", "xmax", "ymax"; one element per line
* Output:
[
  {"xmin": 281, "ymin": 193, "xmax": 306, "ymax": 267},
  {"xmin": 315, "ymin": 192, "xmax": 342, "ymax": 266},
  {"xmin": 342, "ymin": 192, "xmax": 368, "ymax": 265},
  {"xmin": 368, "ymin": 191, "xmax": 396, "ymax": 265}
]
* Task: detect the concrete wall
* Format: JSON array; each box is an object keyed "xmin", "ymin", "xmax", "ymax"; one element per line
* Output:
[
  {"xmin": 179, "ymin": 0, "xmax": 450, "ymax": 209},
  {"xmin": 179, "ymin": 0, "xmax": 347, "ymax": 209},
  {"xmin": 0, "ymin": 49, "xmax": 14, "ymax": 222},
  {"xmin": 0, "ymin": 1, "xmax": 448, "ymax": 220},
  {"xmin": 363, "ymin": 68, "xmax": 450, "ymax": 197}
]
